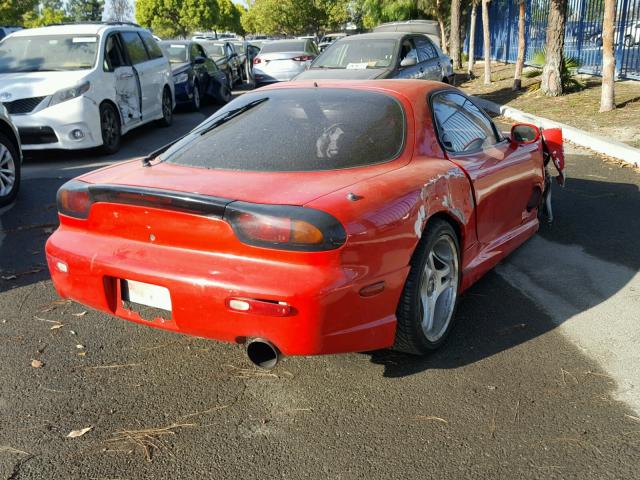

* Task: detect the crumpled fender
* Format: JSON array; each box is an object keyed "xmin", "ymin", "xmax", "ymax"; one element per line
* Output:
[{"xmin": 541, "ymin": 128, "xmax": 565, "ymax": 186}]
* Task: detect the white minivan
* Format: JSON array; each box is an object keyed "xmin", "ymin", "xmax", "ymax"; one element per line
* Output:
[{"xmin": 0, "ymin": 23, "xmax": 175, "ymax": 154}]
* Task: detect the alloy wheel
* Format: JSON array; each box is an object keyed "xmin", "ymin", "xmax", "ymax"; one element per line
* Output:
[
  {"xmin": 0, "ymin": 142, "xmax": 16, "ymax": 199},
  {"xmin": 419, "ymin": 235, "xmax": 459, "ymax": 342},
  {"xmin": 101, "ymin": 108, "xmax": 118, "ymax": 149}
]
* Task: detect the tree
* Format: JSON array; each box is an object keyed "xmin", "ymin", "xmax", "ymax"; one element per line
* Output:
[
  {"xmin": 22, "ymin": 1, "xmax": 67, "ymax": 27},
  {"xmin": 541, "ymin": 0, "xmax": 567, "ymax": 96},
  {"xmin": 481, "ymin": 0, "xmax": 491, "ymax": 85},
  {"xmin": 467, "ymin": 0, "xmax": 477, "ymax": 78},
  {"xmin": 106, "ymin": 0, "xmax": 133, "ymax": 22},
  {"xmin": 0, "ymin": 0, "xmax": 38, "ymax": 25},
  {"xmin": 66, "ymin": 0, "xmax": 104, "ymax": 22},
  {"xmin": 599, "ymin": 0, "xmax": 616, "ymax": 112},
  {"xmin": 136, "ymin": 0, "xmax": 219, "ymax": 39},
  {"xmin": 449, "ymin": 0, "xmax": 461, "ymax": 69},
  {"xmin": 216, "ymin": 0, "xmax": 243, "ymax": 34},
  {"xmin": 512, "ymin": 0, "xmax": 525, "ymax": 90}
]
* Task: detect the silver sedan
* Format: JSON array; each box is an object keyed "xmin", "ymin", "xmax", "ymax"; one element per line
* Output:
[{"xmin": 252, "ymin": 39, "xmax": 319, "ymax": 86}]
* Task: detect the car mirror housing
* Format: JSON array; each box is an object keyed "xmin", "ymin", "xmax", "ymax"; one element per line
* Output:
[
  {"xmin": 400, "ymin": 57, "xmax": 417, "ymax": 67},
  {"xmin": 510, "ymin": 123, "xmax": 541, "ymax": 145},
  {"xmin": 194, "ymin": 56, "xmax": 206, "ymax": 65}
]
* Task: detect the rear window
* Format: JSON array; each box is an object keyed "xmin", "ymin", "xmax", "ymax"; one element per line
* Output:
[
  {"xmin": 162, "ymin": 88, "xmax": 405, "ymax": 172},
  {"xmin": 260, "ymin": 41, "xmax": 306, "ymax": 53}
]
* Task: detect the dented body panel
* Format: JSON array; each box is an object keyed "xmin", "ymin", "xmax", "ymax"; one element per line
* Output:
[{"xmin": 46, "ymin": 80, "xmax": 555, "ymax": 357}]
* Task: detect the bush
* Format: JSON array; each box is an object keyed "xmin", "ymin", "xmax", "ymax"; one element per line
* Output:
[{"xmin": 525, "ymin": 49, "xmax": 583, "ymax": 93}]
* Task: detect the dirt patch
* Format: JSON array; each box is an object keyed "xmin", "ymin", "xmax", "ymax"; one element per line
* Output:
[{"xmin": 457, "ymin": 63, "xmax": 640, "ymax": 149}]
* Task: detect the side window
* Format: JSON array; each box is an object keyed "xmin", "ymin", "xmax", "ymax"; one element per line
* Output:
[
  {"xmin": 103, "ymin": 34, "xmax": 127, "ymax": 71},
  {"xmin": 432, "ymin": 92, "xmax": 499, "ymax": 153},
  {"xmin": 189, "ymin": 43, "xmax": 200, "ymax": 61},
  {"xmin": 195, "ymin": 44, "xmax": 207, "ymax": 59},
  {"xmin": 139, "ymin": 31, "xmax": 163, "ymax": 59},
  {"xmin": 415, "ymin": 36, "xmax": 438, "ymax": 62},
  {"xmin": 400, "ymin": 39, "xmax": 418, "ymax": 63},
  {"xmin": 121, "ymin": 31, "xmax": 149, "ymax": 64}
]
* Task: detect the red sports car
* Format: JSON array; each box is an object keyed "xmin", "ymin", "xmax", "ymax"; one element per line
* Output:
[{"xmin": 46, "ymin": 80, "xmax": 565, "ymax": 368}]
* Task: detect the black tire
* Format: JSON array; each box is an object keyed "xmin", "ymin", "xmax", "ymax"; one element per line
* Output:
[
  {"xmin": 218, "ymin": 81, "xmax": 232, "ymax": 104},
  {"xmin": 190, "ymin": 83, "xmax": 201, "ymax": 111},
  {"xmin": 0, "ymin": 132, "xmax": 20, "ymax": 207},
  {"xmin": 393, "ymin": 219, "xmax": 461, "ymax": 355},
  {"xmin": 225, "ymin": 71, "xmax": 233, "ymax": 91},
  {"xmin": 99, "ymin": 103, "xmax": 121, "ymax": 155},
  {"xmin": 156, "ymin": 87, "xmax": 173, "ymax": 127}
]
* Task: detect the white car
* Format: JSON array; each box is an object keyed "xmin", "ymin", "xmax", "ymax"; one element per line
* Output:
[
  {"xmin": 0, "ymin": 23, "xmax": 175, "ymax": 154},
  {"xmin": 0, "ymin": 101, "xmax": 21, "ymax": 206}
]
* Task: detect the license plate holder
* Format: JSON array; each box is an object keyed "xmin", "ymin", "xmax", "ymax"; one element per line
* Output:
[{"xmin": 121, "ymin": 279, "xmax": 172, "ymax": 312}]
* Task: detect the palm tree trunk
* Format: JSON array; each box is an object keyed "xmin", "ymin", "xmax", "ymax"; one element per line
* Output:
[
  {"xmin": 468, "ymin": 0, "xmax": 477, "ymax": 78},
  {"xmin": 450, "ymin": 0, "xmax": 462, "ymax": 69},
  {"xmin": 599, "ymin": 0, "xmax": 616, "ymax": 111},
  {"xmin": 482, "ymin": 0, "xmax": 491, "ymax": 85},
  {"xmin": 541, "ymin": 0, "xmax": 568, "ymax": 96},
  {"xmin": 513, "ymin": 0, "xmax": 526, "ymax": 90},
  {"xmin": 436, "ymin": 0, "xmax": 448, "ymax": 54}
]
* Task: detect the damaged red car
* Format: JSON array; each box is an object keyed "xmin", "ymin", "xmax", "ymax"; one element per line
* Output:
[{"xmin": 46, "ymin": 80, "xmax": 565, "ymax": 368}]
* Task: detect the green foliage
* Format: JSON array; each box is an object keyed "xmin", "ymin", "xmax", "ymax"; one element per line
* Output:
[
  {"xmin": 136, "ymin": 0, "xmax": 219, "ymax": 38},
  {"xmin": 66, "ymin": 0, "xmax": 104, "ymax": 22},
  {"xmin": 0, "ymin": 0, "xmax": 38, "ymax": 25},
  {"xmin": 525, "ymin": 49, "xmax": 584, "ymax": 93},
  {"xmin": 216, "ymin": 0, "xmax": 244, "ymax": 34},
  {"xmin": 22, "ymin": 6, "xmax": 67, "ymax": 27}
]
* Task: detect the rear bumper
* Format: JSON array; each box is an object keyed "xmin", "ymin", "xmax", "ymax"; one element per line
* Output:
[{"xmin": 46, "ymin": 226, "xmax": 405, "ymax": 356}]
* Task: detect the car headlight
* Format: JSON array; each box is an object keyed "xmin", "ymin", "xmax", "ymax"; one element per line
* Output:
[
  {"xmin": 49, "ymin": 82, "xmax": 90, "ymax": 107},
  {"xmin": 173, "ymin": 72, "xmax": 189, "ymax": 84}
]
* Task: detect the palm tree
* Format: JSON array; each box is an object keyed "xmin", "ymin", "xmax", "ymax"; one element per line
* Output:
[
  {"xmin": 513, "ymin": 0, "xmax": 526, "ymax": 90},
  {"xmin": 450, "ymin": 0, "xmax": 462, "ymax": 69},
  {"xmin": 467, "ymin": 0, "xmax": 478, "ymax": 78},
  {"xmin": 541, "ymin": 0, "xmax": 568, "ymax": 96},
  {"xmin": 482, "ymin": 0, "xmax": 491, "ymax": 85},
  {"xmin": 599, "ymin": 0, "xmax": 616, "ymax": 111}
]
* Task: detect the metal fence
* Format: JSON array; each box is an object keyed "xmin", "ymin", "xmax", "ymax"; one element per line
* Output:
[{"xmin": 467, "ymin": 0, "xmax": 640, "ymax": 80}]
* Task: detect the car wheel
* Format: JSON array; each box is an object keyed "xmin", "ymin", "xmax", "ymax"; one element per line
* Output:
[
  {"xmin": 219, "ymin": 81, "xmax": 232, "ymax": 104},
  {"xmin": 191, "ymin": 83, "xmax": 201, "ymax": 111},
  {"xmin": 156, "ymin": 87, "xmax": 173, "ymax": 127},
  {"xmin": 0, "ymin": 132, "xmax": 20, "ymax": 207},
  {"xmin": 99, "ymin": 103, "xmax": 121, "ymax": 155},
  {"xmin": 393, "ymin": 219, "xmax": 461, "ymax": 354},
  {"xmin": 225, "ymin": 72, "xmax": 233, "ymax": 91}
]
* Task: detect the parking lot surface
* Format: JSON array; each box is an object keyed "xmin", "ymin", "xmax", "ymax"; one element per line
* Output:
[{"xmin": 1, "ymin": 104, "xmax": 639, "ymax": 479}]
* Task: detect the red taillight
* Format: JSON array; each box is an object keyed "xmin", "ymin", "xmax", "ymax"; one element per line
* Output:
[
  {"xmin": 224, "ymin": 203, "xmax": 346, "ymax": 252},
  {"xmin": 57, "ymin": 180, "xmax": 91, "ymax": 219},
  {"xmin": 292, "ymin": 55, "xmax": 314, "ymax": 62},
  {"xmin": 253, "ymin": 57, "xmax": 262, "ymax": 65}
]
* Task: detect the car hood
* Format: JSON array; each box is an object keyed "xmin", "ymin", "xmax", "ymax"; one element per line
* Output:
[
  {"xmin": 171, "ymin": 62, "xmax": 191, "ymax": 75},
  {"xmin": 0, "ymin": 71, "xmax": 90, "ymax": 99},
  {"xmin": 79, "ymin": 158, "xmax": 409, "ymax": 206},
  {"xmin": 295, "ymin": 68, "xmax": 390, "ymax": 80}
]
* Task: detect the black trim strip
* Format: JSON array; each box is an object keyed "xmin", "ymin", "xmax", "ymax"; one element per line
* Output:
[{"xmin": 88, "ymin": 184, "xmax": 232, "ymax": 217}]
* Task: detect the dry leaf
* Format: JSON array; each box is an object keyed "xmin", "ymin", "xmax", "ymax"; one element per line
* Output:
[
  {"xmin": 78, "ymin": 352, "xmax": 87, "ymax": 357},
  {"xmin": 31, "ymin": 359, "xmax": 43, "ymax": 368},
  {"xmin": 76, "ymin": 344, "xmax": 85, "ymax": 349},
  {"xmin": 72, "ymin": 311, "xmax": 87, "ymax": 317},
  {"xmin": 50, "ymin": 324, "xmax": 64, "ymax": 330},
  {"xmin": 66, "ymin": 426, "xmax": 92, "ymax": 438},
  {"xmin": 70, "ymin": 330, "xmax": 77, "ymax": 335}
]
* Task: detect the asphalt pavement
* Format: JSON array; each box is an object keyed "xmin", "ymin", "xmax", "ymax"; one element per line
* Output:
[{"xmin": 0, "ymin": 99, "xmax": 639, "ymax": 479}]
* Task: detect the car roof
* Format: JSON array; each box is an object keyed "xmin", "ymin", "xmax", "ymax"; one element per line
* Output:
[
  {"xmin": 339, "ymin": 32, "xmax": 409, "ymax": 41},
  {"xmin": 160, "ymin": 40, "xmax": 191, "ymax": 45},
  {"xmin": 8, "ymin": 23, "xmax": 145, "ymax": 37}
]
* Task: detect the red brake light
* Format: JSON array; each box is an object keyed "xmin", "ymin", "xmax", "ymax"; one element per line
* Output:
[
  {"xmin": 224, "ymin": 203, "xmax": 346, "ymax": 251},
  {"xmin": 292, "ymin": 55, "xmax": 314, "ymax": 62},
  {"xmin": 57, "ymin": 180, "xmax": 91, "ymax": 219},
  {"xmin": 253, "ymin": 57, "xmax": 262, "ymax": 65}
]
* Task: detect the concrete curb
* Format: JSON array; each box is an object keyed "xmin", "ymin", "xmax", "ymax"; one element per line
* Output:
[{"xmin": 471, "ymin": 96, "xmax": 640, "ymax": 167}]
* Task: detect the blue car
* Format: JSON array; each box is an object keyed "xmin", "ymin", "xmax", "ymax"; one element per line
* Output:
[{"xmin": 159, "ymin": 40, "xmax": 232, "ymax": 110}]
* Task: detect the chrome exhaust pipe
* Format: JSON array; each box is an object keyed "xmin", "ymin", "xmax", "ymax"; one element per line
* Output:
[{"xmin": 246, "ymin": 338, "xmax": 280, "ymax": 369}]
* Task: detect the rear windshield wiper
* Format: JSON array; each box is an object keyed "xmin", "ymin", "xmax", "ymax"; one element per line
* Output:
[
  {"xmin": 141, "ymin": 97, "xmax": 268, "ymax": 167},
  {"xmin": 196, "ymin": 97, "xmax": 269, "ymax": 137}
]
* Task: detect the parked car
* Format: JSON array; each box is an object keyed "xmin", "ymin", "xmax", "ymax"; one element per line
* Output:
[
  {"xmin": 0, "ymin": 26, "xmax": 22, "ymax": 41},
  {"xmin": 253, "ymin": 39, "xmax": 319, "ymax": 86},
  {"xmin": 374, "ymin": 19, "xmax": 441, "ymax": 47},
  {"xmin": 296, "ymin": 32, "xmax": 454, "ymax": 83},
  {"xmin": 159, "ymin": 40, "xmax": 232, "ymax": 109},
  {"xmin": 199, "ymin": 41, "xmax": 242, "ymax": 86},
  {"xmin": 0, "ymin": 23, "xmax": 175, "ymax": 154},
  {"xmin": 232, "ymin": 40, "xmax": 261, "ymax": 82},
  {"xmin": 318, "ymin": 32, "xmax": 346, "ymax": 52},
  {"xmin": 0, "ymin": 102, "xmax": 21, "ymax": 206},
  {"xmin": 46, "ymin": 80, "xmax": 565, "ymax": 369}
]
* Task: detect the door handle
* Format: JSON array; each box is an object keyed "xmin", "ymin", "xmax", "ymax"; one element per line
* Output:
[{"xmin": 118, "ymin": 72, "xmax": 134, "ymax": 79}]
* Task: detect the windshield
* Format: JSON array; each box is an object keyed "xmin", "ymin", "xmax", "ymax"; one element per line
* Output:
[
  {"xmin": 0, "ymin": 34, "xmax": 98, "ymax": 72},
  {"xmin": 260, "ymin": 41, "xmax": 306, "ymax": 53},
  {"xmin": 200, "ymin": 43, "xmax": 225, "ymax": 57},
  {"xmin": 160, "ymin": 43, "xmax": 188, "ymax": 63},
  {"xmin": 313, "ymin": 39, "xmax": 397, "ymax": 69},
  {"xmin": 161, "ymin": 88, "xmax": 405, "ymax": 172}
]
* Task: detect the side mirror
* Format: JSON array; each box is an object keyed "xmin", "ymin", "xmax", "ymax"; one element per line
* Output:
[
  {"xmin": 510, "ymin": 123, "xmax": 541, "ymax": 145},
  {"xmin": 400, "ymin": 57, "xmax": 417, "ymax": 68},
  {"xmin": 194, "ymin": 56, "xmax": 206, "ymax": 65}
]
